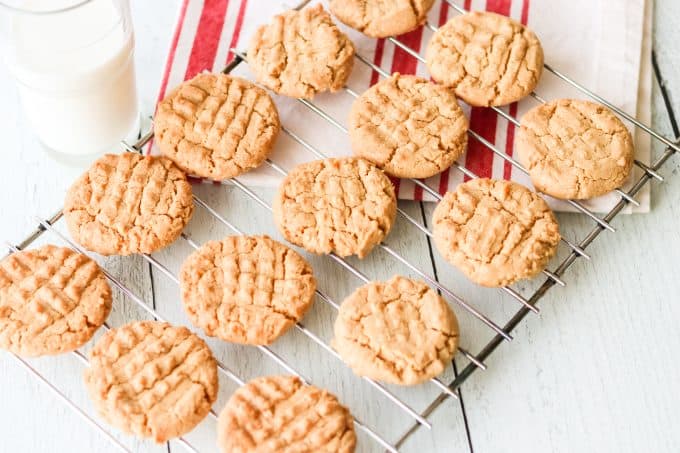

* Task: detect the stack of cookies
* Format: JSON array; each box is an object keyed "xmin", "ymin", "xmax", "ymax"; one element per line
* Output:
[{"xmin": 0, "ymin": 3, "xmax": 637, "ymax": 452}]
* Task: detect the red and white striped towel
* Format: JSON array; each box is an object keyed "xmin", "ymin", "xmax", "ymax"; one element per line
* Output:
[{"xmin": 151, "ymin": 0, "xmax": 651, "ymax": 212}]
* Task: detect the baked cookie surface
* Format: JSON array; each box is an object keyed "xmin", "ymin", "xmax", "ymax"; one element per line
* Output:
[
  {"xmin": 426, "ymin": 11, "xmax": 543, "ymax": 107},
  {"xmin": 84, "ymin": 321, "xmax": 218, "ymax": 443},
  {"xmin": 432, "ymin": 178, "xmax": 560, "ymax": 287},
  {"xmin": 64, "ymin": 153, "xmax": 194, "ymax": 256},
  {"xmin": 329, "ymin": 0, "xmax": 434, "ymax": 38},
  {"xmin": 349, "ymin": 73, "xmax": 468, "ymax": 178},
  {"xmin": 218, "ymin": 375, "xmax": 356, "ymax": 453},
  {"xmin": 248, "ymin": 4, "xmax": 355, "ymax": 99},
  {"xmin": 179, "ymin": 235, "xmax": 316, "ymax": 345},
  {"xmin": 516, "ymin": 99, "xmax": 634, "ymax": 199},
  {"xmin": 154, "ymin": 73, "xmax": 280, "ymax": 180},
  {"xmin": 273, "ymin": 157, "xmax": 396, "ymax": 259},
  {"xmin": 333, "ymin": 276, "xmax": 459, "ymax": 385},
  {"xmin": 0, "ymin": 245, "xmax": 111, "ymax": 356}
]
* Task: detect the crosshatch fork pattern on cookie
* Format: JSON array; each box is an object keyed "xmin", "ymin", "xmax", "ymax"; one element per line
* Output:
[{"xmin": 2, "ymin": 0, "xmax": 679, "ymax": 451}]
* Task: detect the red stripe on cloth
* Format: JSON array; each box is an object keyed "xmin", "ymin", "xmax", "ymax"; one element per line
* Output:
[
  {"xmin": 148, "ymin": 0, "xmax": 190, "ymax": 155},
  {"xmin": 184, "ymin": 0, "xmax": 230, "ymax": 79},
  {"xmin": 437, "ymin": 0, "xmax": 451, "ymax": 194},
  {"xmin": 370, "ymin": 39, "xmax": 386, "ymax": 86},
  {"xmin": 520, "ymin": 0, "xmax": 530, "ymax": 23},
  {"xmin": 438, "ymin": 0, "xmax": 449, "ymax": 24},
  {"xmin": 503, "ymin": 103, "xmax": 518, "ymax": 179},
  {"xmin": 486, "ymin": 0, "xmax": 512, "ymax": 14},
  {"xmin": 367, "ymin": 37, "xmax": 398, "ymax": 193},
  {"xmin": 389, "ymin": 176, "xmax": 401, "ymax": 199},
  {"xmin": 389, "ymin": 28, "xmax": 423, "ymax": 75},
  {"xmin": 362, "ymin": 36, "xmax": 398, "ymax": 193},
  {"xmin": 156, "ymin": 0, "xmax": 191, "ymax": 104},
  {"xmin": 463, "ymin": 0, "xmax": 512, "ymax": 180},
  {"xmin": 389, "ymin": 27, "xmax": 425, "ymax": 199},
  {"xmin": 367, "ymin": 37, "xmax": 391, "ymax": 192},
  {"xmin": 226, "ymin": 0, "xmax": 249, "ymax": 64},
  {"xmin": 438, "ymin": 160, "xmax": 451, "ymax": 194},
  {"xmin": 464, "ymin": 108, "xmax": 499, "ymax": 180},
  {"xmin": 502, "ymin": 0, "xmax": 530, "ymax": 180}
]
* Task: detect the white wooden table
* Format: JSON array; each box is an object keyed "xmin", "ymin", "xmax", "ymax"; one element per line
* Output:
[{"xmin": 1, "ymin": 1, "xmax": 679, "ymax": 452}]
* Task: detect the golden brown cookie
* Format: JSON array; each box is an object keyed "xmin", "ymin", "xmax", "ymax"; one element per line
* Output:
[
  {"xmin": 432, "ymin": 178, "xmax": 560, "ymax": 287},
  {"xmin": 516, "ymin": 99, "xmax": 635, "ymax": 199},
  {"xmin": 348, "ymin": 73, "xmax": 468, "ymax": 178},
  {"xmin": 154, "ymin": 73, "xmax": 280, "ymax": 180},
  {"xmin": 0, "ymin": 245, "xmax": 111, "ymax": 357},
  {"xmin": 217, "ymin": 375, "xmax": 356, "ymax": 453},
  {"xmin": 426, "ymin": 11, "xmax": 544, "ymax": 107},
  {"xmin": 64, "ymin": 153, "xmax": 194, "ymax": 256},
  {"xmin": 332, "ymin": 276, "xmax": 458, "ymax": 385},
  {"xmin": 179, "ymin": 235, "xmax": 316, "ymax": 345},
  {"xmin": 84, "ymin": 321, "xmax": 218, "ymax": 443},
  {"xmin": 273, "ymin": 157, "xmax": 396, "ymax": 259},
  {"xmin": 248, "ymin": 5, "xmax": 355, "ymax": 99},
  {"xmin": 329, "ymin": 0, "xmax": 434, "ymax": 38}
]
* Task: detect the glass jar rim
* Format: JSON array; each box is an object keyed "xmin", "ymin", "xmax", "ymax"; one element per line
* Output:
[{"xmin": 0, "ymin": 0, "xmax": 96, "ymax": 15}]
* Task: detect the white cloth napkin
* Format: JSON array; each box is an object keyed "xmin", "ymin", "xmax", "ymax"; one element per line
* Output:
[{"xmin": 152, "ymin": 0, "xmax": 652, "ymax": 212}]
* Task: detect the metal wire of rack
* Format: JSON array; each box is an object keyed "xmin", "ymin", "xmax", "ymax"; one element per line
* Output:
[{"xmin": 2, "ymin": 0, "xmax": 678, "ymax": 451}]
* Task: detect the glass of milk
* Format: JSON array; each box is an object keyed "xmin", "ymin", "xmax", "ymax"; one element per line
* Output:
[{"xmin": 0, "ymin": 0, "xmax": 139, "ymax": 161}]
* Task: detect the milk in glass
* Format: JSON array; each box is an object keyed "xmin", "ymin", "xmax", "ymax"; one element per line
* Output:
[{"xmin": 2, "ymin": 0, "xmax": 138, "ymax": 157}]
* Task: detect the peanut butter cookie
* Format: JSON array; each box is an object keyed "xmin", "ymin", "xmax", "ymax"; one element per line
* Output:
[
  {"xmin": 273, "ymin": 157, "xmax": 396, "ymax": 259},
  {"xmin": 329, "ymin": 0, "xmax": 434, "ymax": 38},
  {"xmin": 0, "ymin": 245, "xmax": 112, "ymax": 357},
  {"xmin": 218, "ymin": 375, "xmax": 356, "ymax": 453},
  {"xmin": 426, "ymin": 11, "xmax": 544, "ymax": 107},
  {"xmin": 154, "ymin": 73, "xmax": 280, "ymax": 180},
  {"xmin": 248, "ymin": 4, "xmax": 355, "ymax": 99},
  {"xmin": 516, "ymin": 99, "xmax": 634, "ymax": 199},
  {"xmin": 64, "ymin": 153, "xmax": 194, "ymax": 256},
  {"xmin": 333, "ymin": 276, "xmax": 459, "ymax": 385},
  {"xmin": 349, "ymin": 73, "xmax": 468, "ymax": 178},
  {"xmin": 84, "ymin": 321, "xmax": 218, "ymax": 443},
  {"xmin": 432, "ymin": 178, "xmax": 560, "ymax": 287},
  {"xmin": 179, "ymin": 235, "xmax": 316, "ymax": 345}
]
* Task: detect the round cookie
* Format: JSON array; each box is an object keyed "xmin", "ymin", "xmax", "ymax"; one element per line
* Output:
[
  {"xmin": 432, "ymin": 178, "xmax": 560, "ymax": 287},
  {"xmin": 248, "ymin": 4, "xmax": 355, "ymax": 99},
  {"xmin": 329, "ymin": 0, "xmax": 434, "ymax": 38},
  {"xmin": 348, "ymin": 73, "xmax": 468, "ymax": 178},
  {"xmin": 426, "ymin": 11, "xmax": 544, "ymax": 107},
  {"xmin": 0, "ymin": 245, "xmax": 112, "ymax": 357},
  {"xmin": 516, "ymin": 99, "xmax": 634, "ymax": 199},
  {"xmin": 64, "ymin": 153, "xmax": 194, "ymax": 256},
  {"xmin": 273, "ymin": 157, "xmax": 397, "ymax": 259},
  {"xmin": 218, "ymin": 375, "xmax": 356, "ymax": 453},
  {"xmin": 84, "ymin": 321, "xmax": 218, "ymax": 443},
  {"xmin": 154, "ymin": 73, "xmax": 280, "ymax": 180},
  {"xmin": 179, "ymin": 235, "xmax": 317, "ymax": 345},
  {"xmin": 332, "ymin": 276, "xmax": 459, "ymax": 385}
]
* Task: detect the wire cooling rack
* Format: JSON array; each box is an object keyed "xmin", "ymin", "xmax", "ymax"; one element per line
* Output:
[{"xmin": 3, "ymin": 0, "xmax": 679, "ymax": 451}]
